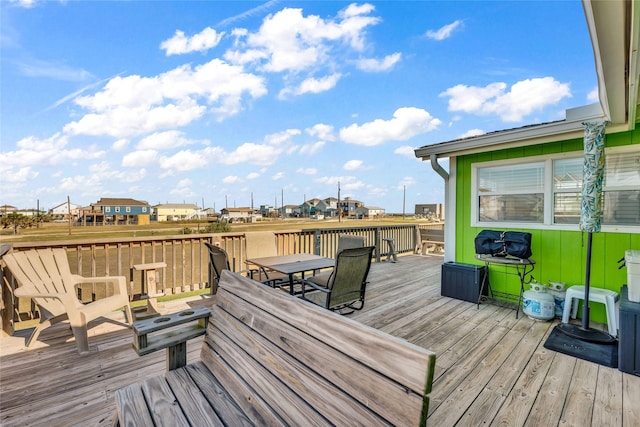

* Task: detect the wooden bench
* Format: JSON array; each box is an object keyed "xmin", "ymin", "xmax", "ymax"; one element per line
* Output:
[
  {"xmin": 114, "ymin": 270, "xmax": 436, "ymax": 426},
  {"xmin": 418, "ymin": 228, "xmax": 444, "ymax": 255}
]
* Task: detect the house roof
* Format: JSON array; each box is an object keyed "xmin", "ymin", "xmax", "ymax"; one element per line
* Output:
[
  {"xmin": 94, "ymin": 198, "xmax": 149, "ymax": 206},
  {"xmin": 415, "ymin": 0, "xmax": 640, "ymax": 160},
  {"xmin": 221, "ymin": 207, "xmax": 253, "ymax": 212},
  {"xmin": 153, "ymin": 203, "xmax": 198, "ymax": 209}
]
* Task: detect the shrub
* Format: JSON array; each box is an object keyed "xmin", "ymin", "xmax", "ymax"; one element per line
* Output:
[{"xmin": 204, "ymin": 222, "xmax": 231, "ymax": 233}]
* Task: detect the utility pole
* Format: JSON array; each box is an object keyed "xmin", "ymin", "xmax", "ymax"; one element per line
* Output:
[
  {"xmin": 403, "ymin": 185, "xmax": 406, "ymax": 219},
  {"xmin": 67, "ymin": 196, "xmax": 72, "ymax": 236},
  {"xmin": 281, "ymin": 188, "xmax": 284, "ymax": 220},
  {"xmin": 338, "ymin": 181, "xmax": 341, "ymax": 223}
]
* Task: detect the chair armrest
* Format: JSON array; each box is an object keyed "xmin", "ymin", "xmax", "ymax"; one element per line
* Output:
[
  {"xmin": 73, "ymin": 275, "xmax": 128, "ymax": 296},
  {"xmin": 14, "ymin": 286, "xmax": 66, "ymax": 300},
  {"xmin": 301, "ymin": 279, "xmax": 331, "ymax": 298}
]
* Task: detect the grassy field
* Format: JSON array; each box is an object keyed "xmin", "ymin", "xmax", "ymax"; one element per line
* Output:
[{"xmin": 0, "ymin": 216, "xmax": 436, "ymax": 243}]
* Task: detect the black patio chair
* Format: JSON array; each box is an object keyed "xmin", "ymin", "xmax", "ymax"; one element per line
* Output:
[
  {"xmin": 301, "ymin": 246, "xmax": 374, "ymax": 314},
  {"xmin": 205, "ymin": 242, "xmax": 230, "ymax": 295}
]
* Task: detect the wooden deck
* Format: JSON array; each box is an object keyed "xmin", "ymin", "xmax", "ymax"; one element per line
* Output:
[{"xmin": 1, "ymin": 255, "xmax": 638, "ymax": 426}]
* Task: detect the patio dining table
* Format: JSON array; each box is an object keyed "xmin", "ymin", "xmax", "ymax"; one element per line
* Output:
[{"xmin": 246, "ymin": 253, "xmax": 334, "ymax": 295}]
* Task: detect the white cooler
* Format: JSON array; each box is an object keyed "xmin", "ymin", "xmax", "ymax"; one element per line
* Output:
[{"xmin": 626, "ymin": 249, "xmax": 640, "ymax": 303}]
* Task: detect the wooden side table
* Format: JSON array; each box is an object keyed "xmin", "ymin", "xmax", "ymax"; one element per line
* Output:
[
  {"xmin": 131, "ymin": 262, "xmax": 166, "ymax": 320},
  {"xmin": 132, "ymin": 307, "xmax": 211, "ymax": 371},
  {"xmin": 382, "ymin": 238, "xmax": 398, "ymax": 262}
]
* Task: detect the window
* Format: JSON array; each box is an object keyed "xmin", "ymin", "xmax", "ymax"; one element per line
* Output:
[
  {"xmin": 126, "ymin": 207, "xmax": 131, "ymax": 213},
  {"xmin": 115, "ymin": 207, "xmax": 120, "ymax": 213},
  {"xmin": 553, "ymin": 158, "xmax": 582, "ymax": 224},
  {"xmin": 603, "ymin": 152, "xmax": 640, "ymax": 225},
  {"xmin": 105, "ymin": 207, "xmax": 111, "ymax": 213},
  {"xmin": 142, "ymin": 207, "xmax": 148, "ymax": 213},
  {"xmin": 478, "ymin": 162, "xmax": 544, "ymax": 223},
  {"xmin": 471, "ymin": 146, "xmax": 640, "ymax": 231}
]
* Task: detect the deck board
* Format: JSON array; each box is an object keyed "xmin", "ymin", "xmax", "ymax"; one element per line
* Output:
[{"xmin": 0, "ymin": 254, "xmax": 636, "ymax": 426}]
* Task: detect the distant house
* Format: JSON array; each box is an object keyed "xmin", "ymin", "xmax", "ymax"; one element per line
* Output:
[
  {"xmin": 80, "ymin": 198, "xmax": 151, "ymax": 225},
  {"xmin": 260, "ymin": 204, "xmax": 276, "ymax": 217},
  {"xmin": 279, "ymin": 205, "xmax": 298, "ymax": 218},
  {"xmin": 339, "ymin": 198, "xmax": 363, "ymax": 217},
  {"xmin": 16, "ymin": 209, "xmax": 45, "ymax": 217},
  {"xmin": 152, "ymin": 203, "xmax": 199, "ymax": 221},
  {"xmin": 50, "ymin": 202, "xmax": 82, "ymax": 219},
  {"xmin": 316, "ymin": 197, "xmax": 338, "ymax": 218},
  {"xmin": 0, "ymin": 205, "xmax": 17, "ymax": 217},
  {"xmin": 414, "ymin": 203, "xmax": 445, "ymax": 220},
  {"xmin": 220, "ymin": 207, "xmax": 261, "ymax": 222},
  {"xmin": 355, "ymin": 206, "xmax": 385, "ymax": 219}
]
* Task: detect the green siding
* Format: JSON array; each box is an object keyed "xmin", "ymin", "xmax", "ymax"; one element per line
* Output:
[{"xmin": 455, "ymin": 128, "xmax": 639, "ymax": 323}]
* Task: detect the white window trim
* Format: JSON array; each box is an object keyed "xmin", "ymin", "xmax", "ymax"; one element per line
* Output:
[{"xmin": 470, "ymin": 145, "xmax": 639, "ymax": 233}]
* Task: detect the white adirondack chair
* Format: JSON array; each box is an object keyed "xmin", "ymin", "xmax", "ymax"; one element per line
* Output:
[{"xmin": 2, "ymin": 248, "xmax": 132, "ymax": 354}]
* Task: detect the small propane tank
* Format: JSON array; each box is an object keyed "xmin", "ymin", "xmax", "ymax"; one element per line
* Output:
[
  {"xmin": 547, "ymin": 281, "xmax": 566, "ymax": 317},
  {"xmin": 522, "ymin": 279, "xmax": 555, "ymax": 321}
]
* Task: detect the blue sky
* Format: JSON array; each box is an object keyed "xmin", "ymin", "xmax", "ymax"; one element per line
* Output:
[{"xmin": 0, "ymin": 0, "xmax": 597, "ymax": 213}]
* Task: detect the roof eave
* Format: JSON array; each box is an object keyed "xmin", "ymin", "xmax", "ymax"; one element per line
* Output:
[{"xmin": 415, "ymin": 108, "xmax": 614, "ymax": 159}]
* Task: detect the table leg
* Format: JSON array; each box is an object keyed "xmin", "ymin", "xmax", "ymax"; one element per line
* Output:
[
  {"xmin": 478, "ymin": 262, "xmax": 490, "ymax": 309},
  {"xmin": 288, "ymin": 273, "xmax": 295, "ymax": 295}
]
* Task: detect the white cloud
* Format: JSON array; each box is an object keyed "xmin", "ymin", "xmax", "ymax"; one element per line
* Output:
[
  {"xmin": 137, "ymin": 130, "xmax": 195, "ymax": 150},
  {"xmin": 64, "ymin": 59, "xmax": 267, "ymax": 138},
  {"xmin": 14, "ymin": 58, "xmax": 94, "ymax": 82},
  {"xmin": 160, "ymin": 27, "xmax": 224, "ymax": 56},
  {"xmin": 264, "ymin": 128, "xmax": 301, "ymax": 145},
  {"xmin": 298, "ymin": 141, "xmax": 325, "ymax": 155},
  {"xmin": 2, "ymin": 166, "xmax": 38, "ymax": 183},
  {"xmin": 340, "ymin": 107, "xmax": 441, "ymax": 146},
  {"xmin": 343, "ymin": 160, "xmax": 364, "ymax": 170},
  {"xmin": 279, "ymin": 73, "xmax": 342, "ymax": 98},
  {"xmin": 440, "ymin": 77, "xmax": 571, "ymax": 122},
  {"xmin": 112, "ymin": 139, "xmax": 129, "ymax": 151},
  {"xmin": 306, "ymin": 123, "xmax": 335, "ymax": 141},
  {"xmin": 169, "ymin": 179, "xmax": 196, "ymax": 198},
  {"xmin": 394, "ymin": 145, "xmax": 417, "ymax": 159},
  {"xmin": 246, "ymin": 172, "xmax": 260, "ymax": 180},
  {"xmin": 159, "ymin": 150, "xmax": 208, "ymax": 173},
  {"xmin": 426, "ymin": 20, "xmax": 462, "ymax": 41},
  {"xmin": 587, "ymin": 87, "xmax": 599, "ymax": 103},
  {"xmin": 222, "ymin": 142, "xmax": 282, "ymax": 166},
  {"xmin": 398, "ymin": 176, "xmax": 417, "ymax": 189},
  {"xmin": 297, "ymin": 167, "xmax": 317, "ymax": 175},
  {"xmin": 315, "ymin": 175, "xmax": 364, "ymax": 191},
  {"xmin": 459, "ymin": 129, "xmax": 485, "ymax": 138},
  {"xmin": 272, "ymin": 172, "xmax": 285, "ymax": 180},
  {"xmin": 9, "ymin": 0, "xmax": 37, "ymax": 8},
  {"xmin": 225, "ymin": 3, "xmax": 380, "ymax": 77},
  {"xmin": 0, "ymin": 133, "xmax": 104, "ymax": 168},
  {"xmin": 223, "ymin": 175, "xmax": 241, "ymax": 184},
  {"xmin": 122, "ymin": 150, "xmax": 158, "ymax": 167},
  {"xmin": 355, "ymin": 53, "xmax": 401, "ymax": 72},
  {"xmin": 57, "ymin": 162, "xmax": 147, "ymax": 195}
]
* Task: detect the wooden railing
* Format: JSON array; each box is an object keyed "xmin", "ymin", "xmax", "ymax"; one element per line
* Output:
[{"xmin": 1, "ymin": 223, "xmax": 443, "ymax": 334}]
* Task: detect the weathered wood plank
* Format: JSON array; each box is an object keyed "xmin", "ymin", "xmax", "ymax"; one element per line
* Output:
[
  {"xmin": 559, "ymin": 359, "xmax": 598, "ymax": 426},
  {"xmin": 592, "ymin": 366, "xmax": 623, "ymax": 426},
  {"xmin": 622, "ymin": 373, "xmax": 640, "ymax": 426},
  {"xmin": 114, "ymin": 384, "xmax": 155, "ymax": 427},
  {"xmin": 164, "ymin": 367, "xmax": 225, "ymax": 425},
  {"xmin": 524, "ymin": 352, "xmax": 577, "ymax": 427},
  {"xmin": 140, "ymin": 375, "xmax": 191, "ymax": 426},
  {"xmin": 184, "ymin": 361, "xmax": 254, "ymax": 427},
  {"xmin": 212, "ymin": 288, "xmax": 423, "ymax": 426},
  {"xmin": 0, "ymin": 255, "xmax": 633, "ymax": 427}
]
